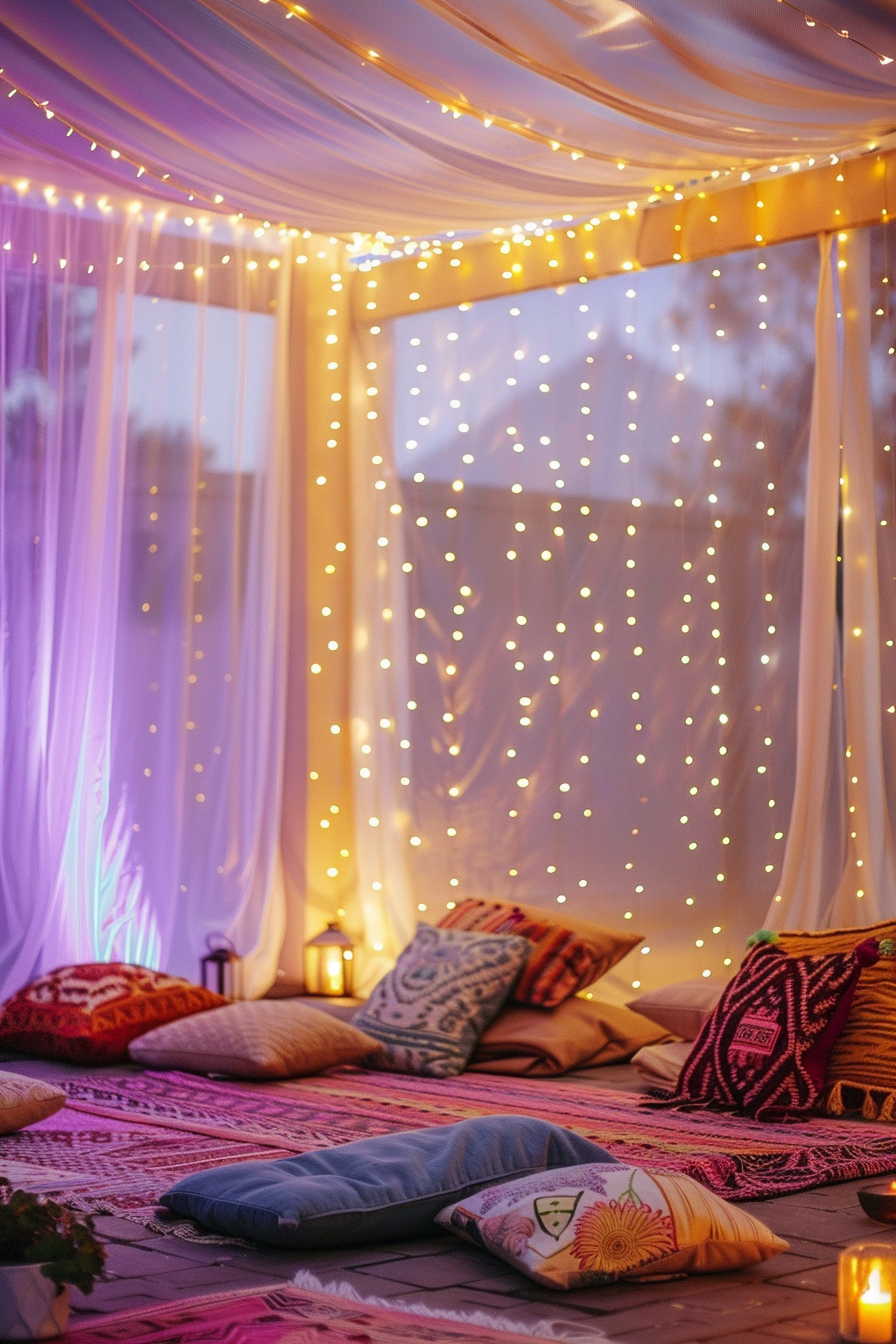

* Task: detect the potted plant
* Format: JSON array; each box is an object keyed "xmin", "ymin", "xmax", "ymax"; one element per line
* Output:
[{"xmin": 0, "ymin": 1178, "xmax": 106, "ymax": 1339}]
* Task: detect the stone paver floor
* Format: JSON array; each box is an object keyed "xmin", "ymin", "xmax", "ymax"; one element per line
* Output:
[{"xmin": 61, "ymin": 1159, "xmax": 896, "ymax": 1342}]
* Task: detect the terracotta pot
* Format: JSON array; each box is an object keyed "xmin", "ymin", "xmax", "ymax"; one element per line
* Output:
[{"xmin": 0, "ymin": 1262, "xmax": 70, "ymax": 1340}]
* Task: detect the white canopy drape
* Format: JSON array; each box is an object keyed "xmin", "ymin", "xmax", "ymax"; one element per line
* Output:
[{"xmin": 0, "ymin": 2, "xmax": 894, "ymax": 233}]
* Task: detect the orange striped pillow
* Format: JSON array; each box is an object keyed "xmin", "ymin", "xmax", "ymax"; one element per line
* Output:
[
  {"xmin": 438, "ymin": 899, "xmax": 642, "ymax": 1008},
  {"xmin": 774, "ymin": 921, "xmax": 896, "ymax": 1119}
]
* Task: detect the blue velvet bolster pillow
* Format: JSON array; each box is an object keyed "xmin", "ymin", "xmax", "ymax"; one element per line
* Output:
[{"xmin": 159, "ymin": 1115, "xmax": 616, "ymax": 1248}]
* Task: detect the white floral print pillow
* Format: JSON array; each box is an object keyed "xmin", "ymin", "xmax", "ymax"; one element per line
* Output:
[{"xmin": 435, "ymin": 1161, "xmax": 786, "ymax": 1288}]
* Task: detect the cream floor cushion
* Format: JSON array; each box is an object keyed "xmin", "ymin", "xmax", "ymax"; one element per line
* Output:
[
  {"xmin": 128, "ymin": 999, "xmax": 383, "ymax": 1079},
  {"xmin": 0, "ymin": 1068, "xmax": 66, "ymax": 1133}
]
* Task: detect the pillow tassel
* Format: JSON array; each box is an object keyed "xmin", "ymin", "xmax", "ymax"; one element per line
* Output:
[
  {"xmin": 863, "ymin": 1087, "xmax": 883, "ymax": 1121},
  {"xmin": 823, "ymin": 1080, "xmax": 896, "ymax": 1122},
  {"xmin": 825, "ymin": 1080, "xmax": 847, "ymax": 1116}
]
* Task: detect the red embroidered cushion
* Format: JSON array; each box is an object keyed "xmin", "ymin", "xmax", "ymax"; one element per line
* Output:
[
  {"xmin": 0, "ymin": 963, "xmax": 227, "ymax": 1064},
  {"xmin": 437, "ymin": 899, "xmax": 641, "ymax": 1008},
  {"xmin": 653, "ymin": 939, "xmax": 879, "ymax": 1121}
]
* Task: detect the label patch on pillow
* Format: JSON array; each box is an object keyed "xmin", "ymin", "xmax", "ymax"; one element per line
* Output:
[{"xmin": 730, "ymin": 1012, "xmax": 781, "ymax": 1057}]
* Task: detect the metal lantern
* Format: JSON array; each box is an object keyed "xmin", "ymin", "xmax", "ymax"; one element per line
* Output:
[
  {"xmin": 200, "ymin": 935, "xmax": 243, "ymax": 1001},
  {"xmin": 304, "ymin": 921, "xmax": 355, "ymax": 997}
]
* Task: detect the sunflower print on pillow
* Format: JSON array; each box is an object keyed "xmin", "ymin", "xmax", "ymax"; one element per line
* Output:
[{"xmin": 572, "ymin": 1197, "xmax": 676, "ymax": 1276}]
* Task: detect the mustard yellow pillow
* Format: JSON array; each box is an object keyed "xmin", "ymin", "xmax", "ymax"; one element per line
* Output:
[
  {"xmin": 436, "ymin": 1161, "xmax": 787, "ymax": 1288},
  {"xmin": 774, "ymin": 921, "xmax": 896, "ymax": 1119}
]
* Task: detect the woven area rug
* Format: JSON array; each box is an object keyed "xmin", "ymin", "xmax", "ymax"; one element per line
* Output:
[
  {"xmin": 0, "ymin": 1104, "xmax": 296, "ymax": 1229},
  {"xmin": 48, "ymin": 1065, "xmax": 896, "ymax": 1209},
  {"xmin": 65, "ymin": 1283, "xmax": 579, "ymax": 1342}
]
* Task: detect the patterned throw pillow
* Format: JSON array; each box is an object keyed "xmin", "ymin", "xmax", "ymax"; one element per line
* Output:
[
  {"xmin": 0, "ymin": 963, "xmax": 227, "ymax": 1064},
  {"xmin": 128, "ymin": 1000, "xmax": 383, "ymax": 1078},
  {"xmin": 436, "ymin": 1161, "xmax": 787, "ymax": 1288},
  {"xmin": 353, "ymin": 924, "xmax": 530, "ymax": 1077},
  {"xmin": 437, "ymin": 898, "xmax": 641, "ymax": 1008},
  {"xmin": 653, "ymin": 939, "xmax": 880, "ymax": 1121},
  {"xmin": 774, "ymin": 921, "xmax": 896, "ymax": 1120}
]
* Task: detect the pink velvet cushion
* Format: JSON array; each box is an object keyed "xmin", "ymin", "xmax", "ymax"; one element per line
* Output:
[{"xmin": 651, "ymin": 939, "xmax": 879, "ymax": 1121}]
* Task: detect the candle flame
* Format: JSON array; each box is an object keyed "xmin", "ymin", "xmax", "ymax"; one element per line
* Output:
[{"xmin": 861, "ymin": 1265, "xmax": 890, "ymax": 1305}]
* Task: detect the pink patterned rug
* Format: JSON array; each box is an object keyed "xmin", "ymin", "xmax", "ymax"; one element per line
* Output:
[
  {"xmin": 2, "ymin": 1103, "xmax": 295, "ymax": 1233},
  {"xmin": 65, "ymin": 1283, "xmax": 554, "ymax": 1343},
  {"xmin": 39, "ymin": 1065, "xmax": 896, "ymax": 1213}
]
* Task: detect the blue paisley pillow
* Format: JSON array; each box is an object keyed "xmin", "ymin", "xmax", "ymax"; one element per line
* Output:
[{"xmin": 354, "ymin": 923, "xmax": 530, "ymax": 1077}]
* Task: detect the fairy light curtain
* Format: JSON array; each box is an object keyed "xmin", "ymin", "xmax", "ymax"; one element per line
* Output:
[
  {"xmin": 0, "ymin": 1, "xmax": 895, "ymax": 235},
  {"xmin": 0, "ymin": 188, "xmax": 291, "ymax": 1002},
  {"xmin": 349, "ymin": 236, "xmax": 826, "ymax": 994}
]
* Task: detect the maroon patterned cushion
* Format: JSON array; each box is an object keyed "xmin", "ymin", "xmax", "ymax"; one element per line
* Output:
[
  {"xmin": 654, "ymin": 939, "xmax": 879, "ymax": 1121},
  {"xmin": 437, "ymin": 899, "xmax": 640, "ymax": 1008},
  {"xmin": 0, "ymin": 963, "xmax": 226, "ymax": 1064}
]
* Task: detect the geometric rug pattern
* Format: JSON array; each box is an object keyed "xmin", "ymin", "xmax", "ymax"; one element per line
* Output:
[
  {"xmin": 57, "ymin": 1065, "xmax": 896, "ymax": 1202},
  {"xmin": 0, "ymin": 1104, "xmax": 295, "ymax": 1231}
]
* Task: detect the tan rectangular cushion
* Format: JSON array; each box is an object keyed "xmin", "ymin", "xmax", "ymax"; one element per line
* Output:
[
  {"xmin": 128, "ymin": 999, "xmax": 383, "ymax": 1079},
  {"xmin": 631, "ymin": 1040, "xmax": 695, "ymax": 1090},
  {"xmin": 467, "ymin": 996, "xmax": 670, "ymax": 1076},
  {"xmin": 774, "ymin": 921, "xmax": 896, "ymax": 1119}
]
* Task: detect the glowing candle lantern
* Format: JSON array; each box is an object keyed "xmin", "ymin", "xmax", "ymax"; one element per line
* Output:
[
  {"xmin": 840, "ymin": 1244, "xmax": 896, "ymax": 1342},
  {"xmin": 304, "ymin": 921, "xmax": 355, "ymax": 997}
]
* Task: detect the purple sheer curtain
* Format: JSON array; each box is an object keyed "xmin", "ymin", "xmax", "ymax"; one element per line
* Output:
[{"xmin": 0, "ymin": 188, "xmax": 290, "ymax": 1000}]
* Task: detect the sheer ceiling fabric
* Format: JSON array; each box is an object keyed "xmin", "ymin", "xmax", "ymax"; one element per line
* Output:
[{"xmin": 0, "ymin": 1, "xmax": 895, "ymax": 234}]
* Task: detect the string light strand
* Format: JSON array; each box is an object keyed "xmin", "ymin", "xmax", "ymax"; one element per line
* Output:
[
  {"xmin": 775, "ymin": 0, "xmax": 894, "ymax": 65},
  {"xmin": 0, "ymin": 71, "xmax": 231, "ymax": 211}
]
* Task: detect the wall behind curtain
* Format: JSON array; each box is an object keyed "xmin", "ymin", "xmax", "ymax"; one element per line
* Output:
[
  {"xmin": 349, "ymin": 236, "xmax": 824, "ymax": 993},
  {"xmin": 0, "ymin": 190, "xmax": 290, "ymax": 1000}
]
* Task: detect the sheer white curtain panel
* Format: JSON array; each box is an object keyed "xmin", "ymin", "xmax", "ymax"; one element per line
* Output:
[{"xmin": 0, "ymin": 190, "xmax": 290, "ymax": 1001}]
